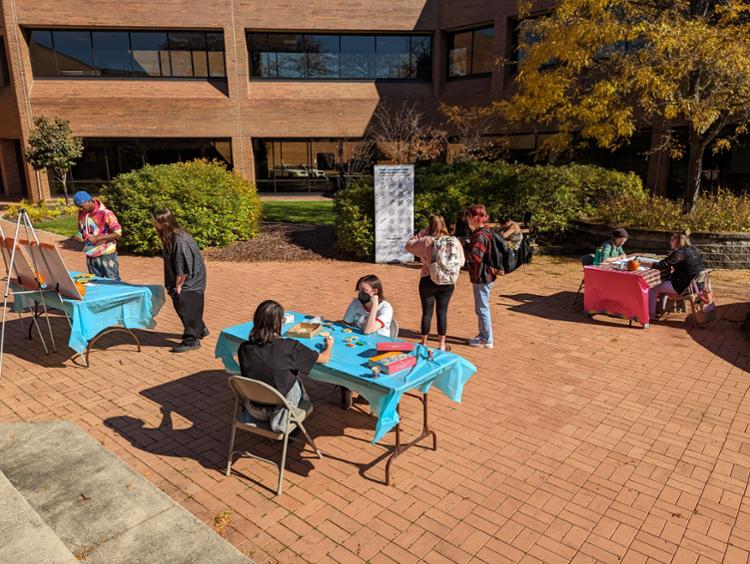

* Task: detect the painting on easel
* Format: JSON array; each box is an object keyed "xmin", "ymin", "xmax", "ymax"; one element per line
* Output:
[{"xmin": 24, "ymin": 241, "xmax": 82, "ymax": 300}]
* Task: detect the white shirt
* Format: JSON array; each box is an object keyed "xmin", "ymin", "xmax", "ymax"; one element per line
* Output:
[{"xmin": 343, "ymin": 299, "xmax": 393, "ymax": 337}]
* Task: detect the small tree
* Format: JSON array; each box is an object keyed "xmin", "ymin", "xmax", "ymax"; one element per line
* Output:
[
  {"xmin": 25, "ymin": 116, "xmax": 83, "ymax": 203},
  {"xmin": 440, "ymin": 102, "xmax": 508, "ymax": 162},
  {"xmin": 500, "ymin": 0, "xmax": 750, "ymax": 213},
  {"xmin": 366, "ymin": 101, "xmax": 447, "ymax": 164}
]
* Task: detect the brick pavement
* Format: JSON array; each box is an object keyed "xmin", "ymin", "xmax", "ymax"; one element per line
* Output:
[{"xmin": 1, "ymin": 226, "xmax": 750, "ymax": 563}]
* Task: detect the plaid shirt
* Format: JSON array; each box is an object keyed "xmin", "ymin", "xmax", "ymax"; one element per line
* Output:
[{"xmin": 468, "ymin": 227, "xmax": 497, "ymax": 284}]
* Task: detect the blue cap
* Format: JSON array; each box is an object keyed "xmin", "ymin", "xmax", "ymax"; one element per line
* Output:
[{"xmin": 73, "ymin": 191, "xmax": 92, "ymax": 206}]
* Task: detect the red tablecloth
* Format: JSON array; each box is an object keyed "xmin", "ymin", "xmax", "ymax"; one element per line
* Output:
[{"xmin": 583, "ymin": 264, "xmax": 666, "ymax": 327}]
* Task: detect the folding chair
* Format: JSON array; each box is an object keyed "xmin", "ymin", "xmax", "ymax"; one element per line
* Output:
[
  {"xmin": 390, "ymin": 318, "xmax": 400, "ymax": 338},
  {"xmin": 225, "ymin": 375, "xmax": 322, "ymax": 495},
  {"xmin": 573, "ymin": 254, "xmax": 595, "ymax": 304},
  {"xmin": 663, "ymin": 269, "xmax": 714, "ymax": 327}
]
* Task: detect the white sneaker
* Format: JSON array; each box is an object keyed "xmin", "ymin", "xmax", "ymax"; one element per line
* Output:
[{"xmin": 468, "ymin": 337, "xmax": 493, "ymax": 349}]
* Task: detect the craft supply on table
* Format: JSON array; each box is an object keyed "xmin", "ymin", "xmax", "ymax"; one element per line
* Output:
[
  {"xmin": 377, "ymin": 341, "xmax": 415, "ymax": 353},
  {"xmin": 368, "ymin": 351, "xmax": 417, "ymax": 375},
  {"xmin": 73, "ymin": 273, "xmax": 96, "ymax": 283},
  {"xmin": 283, "ymin": 313, "xmax": 295, "ymax": 324},
  {"xmin": 342, "ymin": 328, "xmax": 352, "ymax": 333},
  {"xmin": 287, "ymin": 322, "xmax": 321, "ymax": 338}
]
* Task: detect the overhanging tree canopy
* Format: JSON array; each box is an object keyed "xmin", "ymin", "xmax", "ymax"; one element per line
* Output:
[{"xmin": 499, "ymin": 0, "xmax": 750, "ymax": 212}]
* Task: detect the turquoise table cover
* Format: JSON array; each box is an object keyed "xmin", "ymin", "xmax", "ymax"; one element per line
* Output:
[
  {"xmin": 215, "ymin": 311, "xmax": 477, "ymax": 444},
  {"xmin": 13, "ymin": 273, "xmax": 165, "ymax": 354}
]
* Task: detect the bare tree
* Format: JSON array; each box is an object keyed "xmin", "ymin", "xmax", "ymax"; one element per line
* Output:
[
  {"xmin": 366, "ymin": 101, "xmax": 447, "ymax": 164},
  {"xmin": 440, "ymin": 103, "xmax": 508, "ymax": 162}
]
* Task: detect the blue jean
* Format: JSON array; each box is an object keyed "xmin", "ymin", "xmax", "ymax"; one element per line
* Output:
[
  {"xmin": 472, "ymin": 282, "xmax": 494, "ymax": 343},
  {"xmin": 244, "ymin": 380, "xmax": 303, "ymax": 433},
  {"xmin": 87, "ymin": 253, "xmax": 120, "ymax": 281}
]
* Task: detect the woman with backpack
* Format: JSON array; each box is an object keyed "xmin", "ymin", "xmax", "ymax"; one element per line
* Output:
[{"xmin": 405, "ymin": 214, "xmax": 464, "ymax": 351}]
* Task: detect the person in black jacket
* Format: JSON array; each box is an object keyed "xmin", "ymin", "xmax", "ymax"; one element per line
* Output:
[{"xmin": 649, "ymin": 231, "xmax": 703, "ymax": 317}]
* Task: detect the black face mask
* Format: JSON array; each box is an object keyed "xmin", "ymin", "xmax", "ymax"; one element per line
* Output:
[{"xmin": 357, "ymin": 291, "xmax": 371, "ymax": 305}]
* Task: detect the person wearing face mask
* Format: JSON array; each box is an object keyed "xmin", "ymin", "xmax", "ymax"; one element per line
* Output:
[{"xmin": 343, "ymin": 274, "xmax": 393, "ymax": 337}]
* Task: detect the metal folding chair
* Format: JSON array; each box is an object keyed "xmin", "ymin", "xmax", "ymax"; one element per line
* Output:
[
  {"xmin": 225, "ymin": 375, "xmax": 322, "ymax": 495},
  {"xmin": 390, "ymin": 318, "xmax": 400, "ymax": 338},
  {"xmin": 573, "ymin": 254, "xmax": 595, "ymax": 305}
]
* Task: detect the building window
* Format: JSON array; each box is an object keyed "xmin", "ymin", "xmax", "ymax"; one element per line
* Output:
[
  {"xmin": 447, "ymin": 25, "xmax": 495, "ymax": 79},
  {"xmin": 28, "ymin": 29, "xmax": 226, "ymax": 78},
  {"xmin": 0, "ymin": 38, "xmax": 10, "ymax": 87},
  {"xmin": 61, "ymin": 138, "xmax": 232, "ymax": 194},
  {"xmin": 253, "ymin": 138, "xmax": 375, "ymax": 192},
  {"xmin": 248, "ymin": 32, "xmax": 432, "ymax": 81}
]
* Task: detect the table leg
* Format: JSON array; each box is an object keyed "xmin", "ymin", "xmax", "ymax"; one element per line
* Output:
[
  {"xmin": 383, "ymin": 391, "xmax": 438, "ymax": 486},
  {"xmin": 84, "ymin": 327, "xmax": 142, "ymax": 367}
]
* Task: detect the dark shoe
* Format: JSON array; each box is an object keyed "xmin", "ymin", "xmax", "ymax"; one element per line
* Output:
[
  {"xmin": 171, "ymin": 342, "xmax": 201, "ymax": 353},
  {"xmin": 340, "ymin": 386, "xmax": 353, "ymax": 409},
  {"xmin": 199, "ymin": 327, "xmax": 210, "ymax": 339}
]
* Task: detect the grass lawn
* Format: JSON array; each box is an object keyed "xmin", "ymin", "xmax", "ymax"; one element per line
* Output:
[
  {"xmin": 262, "ymin": 200, "xmax": 335, "ymax": 225},
  {"xmin": 35, "ymin": 216, "xmax": 79, "ymax": 238}
]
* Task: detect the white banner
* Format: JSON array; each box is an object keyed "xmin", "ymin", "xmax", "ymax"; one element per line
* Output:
[{"xmin": 374, "ymin": 164, "xmax": 414, "ymax": 263}]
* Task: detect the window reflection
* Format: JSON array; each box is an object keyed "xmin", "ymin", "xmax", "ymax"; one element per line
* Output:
[
  {"xmin": 253, "ymin": 138, "xmax": 375, "ymax": 193},
  {"xmin": 447, "ymin": 25, "xmax": 495, "ymax": 79},
  {"xmin": 28, "ymin": 28, "xmax": 226, "ymax": 79},
  {"xmin": 248, "ymin": 32, "xmax": 431, "ymax": 81}
]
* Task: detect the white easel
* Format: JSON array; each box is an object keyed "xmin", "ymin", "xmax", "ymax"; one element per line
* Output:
[{"xmin": 0, "ymin": 209, "xmax": 57, "ymax": 379}]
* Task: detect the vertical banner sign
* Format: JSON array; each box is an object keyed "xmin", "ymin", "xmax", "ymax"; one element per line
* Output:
[{"xmin": 374, "ymin": 164, "xmax": 414, "ymax": 263}]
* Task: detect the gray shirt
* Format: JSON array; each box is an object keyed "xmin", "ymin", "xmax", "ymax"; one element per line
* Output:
[{"xmin": 163, "ymin": 231, "xmax": 206, "ymax": 293}]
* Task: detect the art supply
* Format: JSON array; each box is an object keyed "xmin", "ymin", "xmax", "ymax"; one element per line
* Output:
[
  {"xmin": 377, "ymin": 341, "xmax": 415, "ymax": 353},
  {"xmin": 368, "ymin": 351, "xmax": 417, "ymax": 375},
  {"xmin": 320, "ymin": 331, "xmax": 330, "ymax": 337},
  {"xmin": 287, "ymin": 322, "xmax": 321, "ymax": 338},
  {"xmin": 342, "ymin": 328, "xmax": 352, "ymax": 333},
  {"xmin": 283, "ymin": 313, "xmax": 295, "ymax": 324},
  {"xmin": 371, "ymin": 366, "xmax": 381, "ymax": 378}
]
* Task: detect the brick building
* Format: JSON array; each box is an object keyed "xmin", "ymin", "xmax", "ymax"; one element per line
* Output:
[{"xmin": 0, "ymin": 0, "xmax": 747, "ymax": 200}]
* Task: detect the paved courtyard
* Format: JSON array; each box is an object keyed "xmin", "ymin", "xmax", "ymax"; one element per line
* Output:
[{"xmin": 1, "ymin": 225, "xmax": 750, "ymax": 564}]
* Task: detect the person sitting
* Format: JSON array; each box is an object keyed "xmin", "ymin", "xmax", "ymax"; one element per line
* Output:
[
  {"xmin": 598, "ymin": 228, "xmax": 629, "ymax": 263},
  {"xmin": 649, "ymin": 231, "xmax": 703, "ymax": 317},
  {"xmin": 497, "ymin": 215, "xmax": 524, "ymax": 251},
  {"xmin": 343, "ymin": 274, "xmax": 393, "ymax": 337},
  {"xmin": 238, "ymin": 300, "xmax": 333, "ymax": 432}
]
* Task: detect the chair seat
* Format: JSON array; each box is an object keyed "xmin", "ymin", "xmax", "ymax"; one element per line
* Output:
[{"xmin": 235, "ymin": 400, "xmax": 312, "ymax": 440}]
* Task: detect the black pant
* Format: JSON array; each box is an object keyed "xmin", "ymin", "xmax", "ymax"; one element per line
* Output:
[
  {"xmin": 419, "ymin": 276, "xmax": 454, "ymax": 336},
  {"xmin": 171, "ymin": 291, "xmax": 206, "ymax": 345}
]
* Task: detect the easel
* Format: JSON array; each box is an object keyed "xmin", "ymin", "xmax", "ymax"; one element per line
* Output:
[{"xmin": 0, "ymin": 209, "xmax": 57, "ymax": 379}]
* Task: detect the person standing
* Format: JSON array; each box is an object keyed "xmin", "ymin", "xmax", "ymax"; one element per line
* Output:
[
  {"xmin": 405, "ymin": 214, "xmax": 464, "ymax": 351},
  {"xmin": 154, "ymin": 208, "xmax": 208, "ymax": 353},
  {"xmin": 466, "ymin": 204, "xmax": 497, "ymax": 349},
  {"xmin": 74, "ymin": 191, "xmax": 122, "ymax": 280}
]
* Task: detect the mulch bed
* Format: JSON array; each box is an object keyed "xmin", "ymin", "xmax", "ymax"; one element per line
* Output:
[{"xmin": 204, "ymin": 222, "xmax": 350, "ymax": 262}]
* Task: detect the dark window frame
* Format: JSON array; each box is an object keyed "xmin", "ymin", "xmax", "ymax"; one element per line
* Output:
[
  {"xmin": 446, "ymin": 24, "xmax": 495, "ymax": 81},
  {"xmin": 27, "ymin": 28, "xmax": 227, "ymax": 80},
  {"xmin": 247, "ymin": 30, "xmax": 433, "ymax": 82},
  {"xmin": 0, "ymin": 37, "xmax": 10, "ymax": 87}
]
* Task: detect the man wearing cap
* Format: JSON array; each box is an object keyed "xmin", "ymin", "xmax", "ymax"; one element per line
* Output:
[
  {"xmin": 598, "ymin": 228, "xmax": 629, "ymax": 263},
  {"xmin": 73, "ymin": 191, "xmax": 122, "ymax": 280}
]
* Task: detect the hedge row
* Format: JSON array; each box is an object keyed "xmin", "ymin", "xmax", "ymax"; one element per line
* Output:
[{"xmin": 335, "ymin": 161, "xmax": 643, "ymax": 260}]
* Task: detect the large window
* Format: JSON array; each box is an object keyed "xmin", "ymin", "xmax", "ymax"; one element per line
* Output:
[
  {"xmin": 447, "ymin": 25, "xmax": 495, "ymax": 79},
  {"xmin": 61, "ymin": 138, "xmax": 232, "ymax": 194},
  {"xmin": 253, "ymin": 138, "xmax": 375, "ymax": 192},
  {"xmin": 0, "ymin": 38, "xmax": 9, "ymax": 87},
  {"xmin": 28, "ymin": 29, "xmax": 226, "ymax": 78},
  {"xmin": 248, "ymin": 32, "xmax": 432, "ymax": 81}
]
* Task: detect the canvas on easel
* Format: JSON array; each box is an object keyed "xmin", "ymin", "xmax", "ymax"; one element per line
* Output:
[
  {"xmin": 1, "ymin": 237, "xmax": 40, "ymax": 291},
  {"xmin": 24, "ymin": 241, "xmax": 82, "ymax": 300}
]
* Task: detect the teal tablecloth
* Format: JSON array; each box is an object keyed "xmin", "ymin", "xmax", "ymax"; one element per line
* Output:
[
  {"xmin": 215, "ymin": 311, "xmax": 477, "ymax": 444},
  {"xmin": 13, "ymin": 274, "xmax": 165, "ymax": 354}
]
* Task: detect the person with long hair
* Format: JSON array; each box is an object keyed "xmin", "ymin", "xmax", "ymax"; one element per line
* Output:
[
  {"xmin": 153, "ymin": 208, "xmax": 208, "ymax": 353},
  {"xmin": 238, "ymin": 300, "xmax": 333, "ymax": 431},
  {"xmin": 466, "ymin": 204, "xmax": 497, "ymax": 349},
  {"xmin": 649, "ymin": 230, "xmax": 703, "ymax": 317},
  {"xmin": 405, "ymin": 214, "xmax": 464, "ymax": 351}
]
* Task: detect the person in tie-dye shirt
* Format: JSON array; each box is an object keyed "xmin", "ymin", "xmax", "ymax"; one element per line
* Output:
[{"xmin": 74, "ymin": 191, "xmax": 122, "ymax": 280}]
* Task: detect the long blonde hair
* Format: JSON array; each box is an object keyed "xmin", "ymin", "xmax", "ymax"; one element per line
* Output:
[
  {"xmin": 427, "ymin": 214, "xmax": 450, "ymax": 237},
  {"xmin": 671, "ymin": 230, "xmax": 691, "ymax": 248}
]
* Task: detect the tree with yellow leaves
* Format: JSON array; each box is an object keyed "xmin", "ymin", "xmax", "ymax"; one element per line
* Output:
[{"xmin": 500, "ymin": 0, "xmax": 750, "ymax": 213}]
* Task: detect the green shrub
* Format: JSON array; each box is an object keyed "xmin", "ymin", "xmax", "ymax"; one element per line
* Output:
[
  {"xmin": 334, "ymin": 161, "xmax": 642, "ymax": 259},
  {"xmin": 5, "ymin": 199, "xmax": 78, "ymax": 223},
  {"xmin": 594, "ymin": 189, "xmax": 750, "ymax": 232},
  {"xmin": 102, "ymin": 160, "xmax": 261, "ymax": 255}
]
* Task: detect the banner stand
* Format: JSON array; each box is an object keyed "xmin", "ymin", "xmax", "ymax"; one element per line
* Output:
[{"xmin": 374, "ymin": 164, "xmax": 414, "ymax": 264}]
